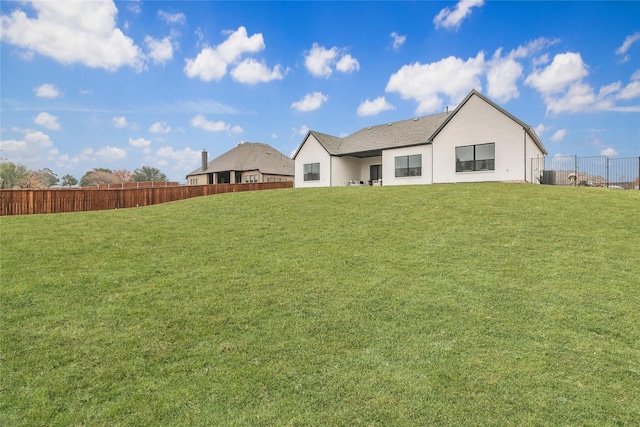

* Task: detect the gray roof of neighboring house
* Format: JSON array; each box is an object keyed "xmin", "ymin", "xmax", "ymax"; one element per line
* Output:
[
  {"xmin": 187, "ymin": 142, "xmax": 294, "ymax": 177},
  {"xmin": 294, "ymin": 90, "xmax": 547, "ymax": 158}
]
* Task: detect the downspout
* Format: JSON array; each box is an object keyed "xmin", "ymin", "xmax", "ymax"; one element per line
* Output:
[
  {"xmin": 523, "ymin": 128, "xmax": 527, "ymax": 182},
  {"xmin": 329, "ymin": 156, "xmax": 333, "ymax": 187},
  {"xmin": 431, "ymin": 141, "xmax": 434, "ymax": 184}
]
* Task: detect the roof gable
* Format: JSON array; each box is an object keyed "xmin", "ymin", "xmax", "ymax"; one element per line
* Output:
[{"xmin": 429, "ymin": 90, "xmax": 547, "ymax": 154}]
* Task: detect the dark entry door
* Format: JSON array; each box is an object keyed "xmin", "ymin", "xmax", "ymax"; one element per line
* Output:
[{"xmin": 370, "ymin": 164, "xmax": 382, "ymax": 181}]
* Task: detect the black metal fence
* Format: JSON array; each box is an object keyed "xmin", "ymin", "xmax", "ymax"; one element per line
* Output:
[{"xmin": 531, "ymin": 155, "xmax": 640, "ymax": 190}]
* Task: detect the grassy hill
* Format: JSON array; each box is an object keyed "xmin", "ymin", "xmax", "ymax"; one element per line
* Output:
[{"xmin": 2, "ymin": 183, "xmax": 639, "ymax": 426}]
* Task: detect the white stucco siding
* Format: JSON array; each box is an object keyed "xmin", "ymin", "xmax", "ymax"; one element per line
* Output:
[
  {"xmin": 331, "ymin": 156, "xmax": 361, "ymax": 186},
  {"xmin": 382, "ymin": 145, "xmax": 433, "ymax": 186},
  {"xmin": 432, "ymin": 94, "xmax": 527, "ymax": 183},
  {"xmin": 294, "ymin": 135, "xmax": 331, "ymax": 187},
  {"xmin": 359, "ymin": 156, "xmax": 383, "ymax": 182}
]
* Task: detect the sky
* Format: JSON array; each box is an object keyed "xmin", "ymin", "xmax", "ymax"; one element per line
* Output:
[{"xmin": 1, "ymin": 0, "xmax": 639, "ymax": 183}]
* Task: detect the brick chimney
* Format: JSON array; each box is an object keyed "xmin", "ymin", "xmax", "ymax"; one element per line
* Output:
[{"xmin": 201, "ymin": 149, "xmax": 208, "ymax": 172}]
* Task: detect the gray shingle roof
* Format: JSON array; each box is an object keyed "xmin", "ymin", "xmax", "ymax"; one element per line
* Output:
[
  {"xmin": 187, "ymin": 142, "xmax": 294, "ymax": 176},
  {"xmin": 339, "ymin": 112, "xmax": 450, "ymax": 155},
  {"xmin": 308, "ymin": 131, "xmax": 343, "ymax": 155}
]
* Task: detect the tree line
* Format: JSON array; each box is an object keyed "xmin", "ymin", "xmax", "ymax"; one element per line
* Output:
[{"xmin": 0, "ymin": 162, "xmax": 168, "ymax": 189}]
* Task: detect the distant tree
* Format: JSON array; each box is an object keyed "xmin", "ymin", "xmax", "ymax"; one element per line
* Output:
[
  {"xmin": 0, "ymin": 162, "xmax": 29, "ymax": 188},
  {"xmin": 61, "ymin": 174, "xmax": 78, "ymax": 187},
  {"xmin": 132, "ymin": 166, "xmax": 168, "ymax": 182},
  {"xmin": 113, "ymin": 169, "xmax": 133, "ymax": 182},
  {"xmin": 79, "ymin": 168, "xmax": 122, "ymax": 187},
  {"xmin": 30, "ymin": 168, "xmax": 59, "ymax": 188}
]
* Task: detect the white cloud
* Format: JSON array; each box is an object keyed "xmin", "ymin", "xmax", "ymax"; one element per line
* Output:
[
  {"xmin": 510, "ymin": 37, "xmax": 560, "ymax": 59},
  {"xmin": 534, "ymin": 124, "xmax": 550, "ymax": 135},
  {"xmin": 304, "ymin": 43, "xmax": 359, "ymax": 78},
  {"xmin": 336, "ymin": 54, "xmax": 360, "ymax": 73},
  {"xmin": 291, "ymin": 92, "xmax": 328, "ymax": 112},
  {"xmin": 618, "ymin": 80, "xmax": 640, "ymax": 100},
  {"xmin": 615, "ymin": 32, "xmax": 640, "ymax": 63},
  {"xmin": 34, "ymin": 83, "xmax": 61, "ymax": 98},
  {"xmin": 149, "ymin": 121, "xmax": 171, "ymax": 134},
  {"xmin": 525, "ymin": 52, "xmax": 589, "ymax": 95},
  {"xmin": 486, "ymin": 38, "xmax": 560, "ymax": 103},
  {"xmin": 230, "ymin": 58, "xmax": 284, "ymax": 84},
  {"xmin": 95, "ymin": 146, "xmax": 127, "ymax": 161},
  {"xmin": 184, "ymin": 26, "xmax": 265, "ymax": 82},
  {"xmin": 145, "ymin": 35, "xmax": 174, "ymax": 65},
  {"xmin": 1, "ymin": 129, "xmax": 53, "ymax": 154},
  {"xmin": 487, "ymin": 49, "xmax": 523, "ymax": 103},
  {"xmin": 601, "ymin": 147, "xmax": 618, "ymax": 157},
  {"xmin": 158, "ymin": 10, "xmax": 186, "ymax": 26},
  {"xmin": 293, "ymin": 125, "xmax": 309, "ymax": 136},
  {"xmin": 0, "ymin": 1, "xmax": 144, "ymax": 71},
  {"xmin": 128, "ymin": 137, "xmax": 151, "ymax": 148},
  {"xmin": 544, "ymin": 82, "xmax": 597, "ymax": 114},
  {"xmin": 0, "ymin": 129, "xmax": 60, "ymax": 170},
  {"xmin": 357, "ymin": 96, "xmax": 396, "ymax": 116},
  {"xmin": 532, "ymin": 53, "xmax": 550, "ymax": 67},
  {"xmin": 433, "ymin": 0, "xmax": 484, "ymax": 30},
  {"xmin": 34, "ymin": 112, "xmax": 60, "ymax": 130},
  {"xmin": 127, "ymin": 1, "xmax": 142, "ymax": 15},
  {"xmin": 391, "ymin": 32, "xmax": 406, "ymax": 50},
  {"xmin": 526, "ymin": 52, "xmax": 640, "ymax": 114},
  {"xmin": 544, "ymin": 81, "xmax": 631, "ymax": 114},
  {"xmin": 305, "ymin": 43, "xmax": 338, "ymax": 77},
  {"xmin": 113, "ymin": 116, "xmax": 128, "ymax": 128},
  {"xmin": 550, "ymin": 129, "xmax": 568, "ymax": 142},
  {"xmin": 385, "ymin": 52, "xmax": 484, "ymax": 114},
  {"xmin": 190, "ymin": 114, "xmax": 243, "ymax": 133},
  {"xmin": 154, "ymin": 146, "xmax": 201, "ymax": 173}
]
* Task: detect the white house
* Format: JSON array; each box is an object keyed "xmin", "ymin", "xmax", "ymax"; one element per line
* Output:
[{"xmin": 292, "ymin": 90, "xmax": 547, "ymax": 187}]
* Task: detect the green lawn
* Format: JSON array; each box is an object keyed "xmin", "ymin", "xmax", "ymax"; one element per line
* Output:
[{"xmin": 1, "ymin": 183, "xmax": 639, "ymax": 426}]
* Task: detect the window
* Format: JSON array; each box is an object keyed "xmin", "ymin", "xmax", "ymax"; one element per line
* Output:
[
  {"xmin": 456, "ymin": 143, "xmax": 495, "ymax": 172},
  {"xmin": 395, "ymin": 155, "xmax": 421, "ymax": 177},
  {"xmin": 189, "ymin": 178, "xmax": 198, "ymax": 185},
  {"xmin": 304, "ymin": 163, "xmax": 320, "ymax": 181}
]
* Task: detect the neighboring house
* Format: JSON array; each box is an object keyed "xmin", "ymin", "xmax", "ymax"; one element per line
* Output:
[
  {"xmin": 186, "ymin": 142, "xmax": 294, "ymax": 185},
  {"xmin": 292, "ymin": 90, "xmax": 548, "ymax": 187}
]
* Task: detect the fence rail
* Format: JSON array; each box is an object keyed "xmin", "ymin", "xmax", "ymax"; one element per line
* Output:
[
  {"xmin": 0, "ymin": 182, "xmax": 293, "ymax": 216},
  {"xmin": 531, "ymin": 155, "xmax": 640, "ymax": 190}
]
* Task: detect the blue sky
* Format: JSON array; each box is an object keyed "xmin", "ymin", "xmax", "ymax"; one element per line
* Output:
[{"xmin": 1, "ymin": 0, "xmax": 639, "ymax": 182}]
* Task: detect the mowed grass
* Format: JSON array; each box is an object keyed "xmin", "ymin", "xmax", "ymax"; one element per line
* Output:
[{"xmin": 1, "ymin": 183, "xmax": 639, "ymax": 426}]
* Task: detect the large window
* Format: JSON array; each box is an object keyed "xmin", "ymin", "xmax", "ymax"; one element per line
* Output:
[
  {"xmin": 456, "ymin": 143, "xmax": 495, "ymax": 172},
  {"xmin": 303, "ymin": 163, "xmax": 320, "ymax": 181},
  {"xmin": 395, "ymin": 155, "xmax": 422, "ymax": 177}
]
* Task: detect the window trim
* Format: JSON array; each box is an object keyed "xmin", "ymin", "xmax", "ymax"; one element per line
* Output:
[
  {"xmin": 303, "ymin": 162, "xmax": 320, "ymax": 181},
  {"xmin": 394, "ymin": 154, "xmax": 422, "ymax": 178},
  {"xmin": 455, "ymin": 143, "xmax": 495, "ymax": 173}
]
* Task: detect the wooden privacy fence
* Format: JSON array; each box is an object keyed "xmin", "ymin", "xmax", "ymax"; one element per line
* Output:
[{"xmin": 0, "ymin": 182, "xmax": 293, "ymax": 216}]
